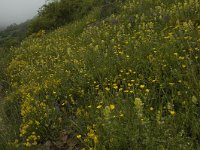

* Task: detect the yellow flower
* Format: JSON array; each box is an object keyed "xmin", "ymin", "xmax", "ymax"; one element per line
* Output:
[
  {"xmin": 87, "ymin": 129, "xmax": 95, "ymax": 137},
  {"xmin": 109, "ymin": 104, "xmax": 115, "ymax": 110},
  {"xmin": 145, "ymin": 89, "xmax": 150, "ymax": 93},
  {"xmin": 93, "ymin": 135, "xmax": 98, "ymax": 144},
  {"xmin": 140, "ymin": 85, "xmax": 145, "ymax": 89},
  {"xmin": 130, "ymin": 90, "xmax": 134, "ymax": 93},
  {"xmin": 178, "ymin": 56, "xmax": 184, "ymax": 60},
  {"xmin": 25, "ymin": 142, "xmax": 31, "ymax": 147},
  {"xmin": 169, "ymin": 83, "xmax": 175, "ymax": 86},
  {"xmin": 128, "ymin": 69, "xmax": 132, "ymax": 73},
  {"xmin": 119, "ymin": 88, "xmax": 123, "ymax": 92},
  {"xmin": 95, "ymin": 85, "xmax": 99, "ymax": 89},
  {"xmin": 131, "ymin": 80, "xmax": 135, "ymax": 83},
  {"xmin": 170, "ymin": 110, "xmax": 176, "ymax": 115},
  {"xmin": 182, "ymin": 64, "xmax": 186, "ymax": 68},
  {"xmin": 120, "ymin": 113, "xmax": 124, "ymax": 117},
  {"xmin": 128, "ymin": 83, "xmax": 133, "ymax": 87},
  {"xmin": 150, "ymin": 107, "xmax": 154, "ymax": 111},
  {"xmin": 192, "ymin": 96, "xmax": 197, "ymax": 104},
  {"xmin": 105, "ymin": 87, "xmax": 110, "ymax": 91},
  {"xmin": 96, "ymin": 105, "xmax": 102, "ymax": 109},
  {"xmin": 112, "ymin": 84, "xmax": 118, "ymax": 89},
  {"xmin": 119, "ymin": 111, "xmax": 124, "ymax": 117},
  {"xmin": 124, "ymin": 89, "xmax": 129, "ymax": 93},
  {"xmin": 77, "ymin": 134, "xmax": 82, "ymax": 139},
  {"xmin": 173, "ymin": 53, "xmax": 178, "ymax": 56}
]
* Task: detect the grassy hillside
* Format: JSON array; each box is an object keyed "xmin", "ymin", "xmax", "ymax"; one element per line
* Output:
[{"xmin": 2, "ymin": 0, "xmax": 200, "ymax": 149}]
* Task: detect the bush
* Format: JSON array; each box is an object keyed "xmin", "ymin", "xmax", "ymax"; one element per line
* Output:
[
  {"xmin": 28, "ymin": 0, "xmax": 123, "ymax": 34},
  {"xmin": 28, "ymin": 0, "xmax": 94, "ymax": 34}
]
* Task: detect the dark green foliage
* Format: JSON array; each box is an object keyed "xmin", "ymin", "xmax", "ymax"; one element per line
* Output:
[
  {"xmin": 28, "ymin": 0, "xmax": 123, "ymax": 34},
  {"xmin": 93, "ymin": 0, "xmax": 124, "ymax": 18},
  {"xmin": 28, "ymin": 0, "xmax": 94, "ymax": 34},
  {"xmin": 0, "ymin": 21, "xmax": 30, "ymax": 48}
]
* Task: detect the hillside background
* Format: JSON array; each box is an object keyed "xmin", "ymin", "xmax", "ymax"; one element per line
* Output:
[{"xmin": 0, "ymin": 0, "xmax": 200, "ymax": 149}]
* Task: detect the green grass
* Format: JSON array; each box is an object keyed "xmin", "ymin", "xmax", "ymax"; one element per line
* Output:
[{"xmin": 1, "ymin": 0, "xmax": 200, "ymax": 149}]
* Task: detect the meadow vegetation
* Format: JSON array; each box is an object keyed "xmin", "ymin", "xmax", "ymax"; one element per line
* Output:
[{"xmin": 1, "ymin": 0, "xmax": 200, "ymax": 149}]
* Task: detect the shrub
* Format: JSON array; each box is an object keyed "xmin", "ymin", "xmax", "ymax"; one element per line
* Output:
[{"xmin": 28, "ymin": 0, "xmax": 94, "ymax": 34}]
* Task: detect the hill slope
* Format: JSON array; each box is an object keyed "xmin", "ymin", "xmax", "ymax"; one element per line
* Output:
[{"xmin": 3, "ymin": 0, "xmax": 200, "ymax": 149}]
